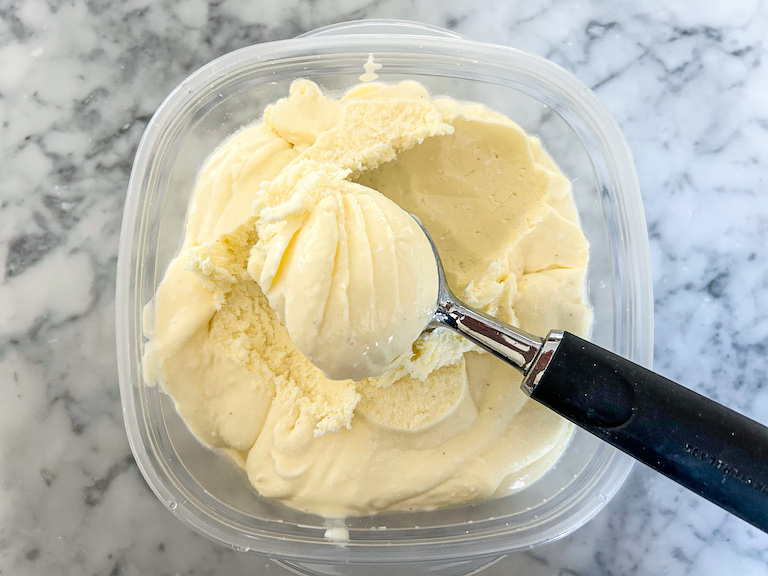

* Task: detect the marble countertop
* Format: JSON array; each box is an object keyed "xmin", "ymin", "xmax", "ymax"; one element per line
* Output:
[{"xmin": 2, "ymin": 1, "xmax": 768, "ymax": 574}]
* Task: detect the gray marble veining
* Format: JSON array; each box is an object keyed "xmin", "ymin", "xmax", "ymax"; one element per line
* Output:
[{"xmin": 1, "ymin": 1, "xmax": 767, "ymax": 575}]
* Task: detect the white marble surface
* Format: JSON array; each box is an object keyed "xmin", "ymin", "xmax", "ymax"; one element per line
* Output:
[{"xmin": 2, "ymin": 1, "xmax": 768, "ymax": 574}]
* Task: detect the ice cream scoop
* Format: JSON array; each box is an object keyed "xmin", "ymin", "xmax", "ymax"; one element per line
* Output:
[{"xmin": 413, "ymin": 215, "xmax": 768, "ymax": 534}]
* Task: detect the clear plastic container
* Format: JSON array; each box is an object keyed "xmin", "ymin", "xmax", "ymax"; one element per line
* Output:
[{"xmin": 117, "ymin": 20, "xmax": 652, "ymax": 576}]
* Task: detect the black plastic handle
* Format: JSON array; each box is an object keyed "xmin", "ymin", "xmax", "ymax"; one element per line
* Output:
[{"xmin": 531, "ymin": 331, "xmax": 768, "ymax": 532}]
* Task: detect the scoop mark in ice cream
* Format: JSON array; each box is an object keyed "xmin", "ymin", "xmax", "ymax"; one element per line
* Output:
[{"xmin": 143, "ymin": 79, "xmax": 592, "ymax": 517}]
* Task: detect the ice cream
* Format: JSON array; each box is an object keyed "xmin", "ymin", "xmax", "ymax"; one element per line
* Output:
[{"xmin": 143, "ymin": 79, "xmax": 592, "ymax": 517}]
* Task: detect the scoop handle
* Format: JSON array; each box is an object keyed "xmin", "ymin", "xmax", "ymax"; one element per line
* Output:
[{"xmin": 529, "ymin": 331, "xmax": 768, "ymax": 532}]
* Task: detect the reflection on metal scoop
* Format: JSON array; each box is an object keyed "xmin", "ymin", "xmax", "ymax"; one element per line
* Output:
[
  {"xmin": 413, "ymin": 213, "xmax": 559, "ymax": 392},
  {"xmin": 412, "ymin": 213, "xmax": 768, "ymax": 534}
]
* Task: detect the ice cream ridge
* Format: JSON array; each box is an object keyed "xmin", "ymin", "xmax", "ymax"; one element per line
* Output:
[{"xmin": 143, "ymin": 79, "xmax": 592, "ymax": 517}]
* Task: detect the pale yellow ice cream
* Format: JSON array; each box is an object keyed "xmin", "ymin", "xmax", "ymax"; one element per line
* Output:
[{"xmin": 143, "ymin": 80, "xmax": 591, "ymax": 517}]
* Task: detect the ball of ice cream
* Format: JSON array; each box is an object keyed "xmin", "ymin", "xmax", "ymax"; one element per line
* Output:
[{"xmin": 250, "ymin": 181, "xmax": 438, "ymax": 381}]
